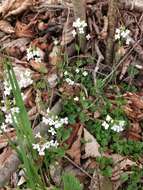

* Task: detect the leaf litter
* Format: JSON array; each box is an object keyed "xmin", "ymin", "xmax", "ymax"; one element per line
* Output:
[{"xmin": 0, "ymin": 0, "xmax": 143, "ymax": 189}]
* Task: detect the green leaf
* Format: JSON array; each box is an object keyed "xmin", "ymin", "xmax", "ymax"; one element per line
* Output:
[{"xmin": 62, "ymin": 173, "xmax": 83, "ymax": 190}]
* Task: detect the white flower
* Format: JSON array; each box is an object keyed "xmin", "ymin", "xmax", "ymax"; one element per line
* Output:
[
  {"xmin": 32, "ymin": 143, "xmax": 40, "ymax": 151},
  {"xmin": 3, "ymin": 80, "xmax": 12, "ymax": 96},
  {"xmin": 64, "ymin": 71, "xmax": 68, "ymax": 76},
  {"xmin": 106, "ymin": 115, "xmax": 112, "ymax": 122},
  {"xmin": 38, "ymin": 150, "xmax": 45, "ymax": 156},
  {"xmin": 72, "ymin": 29, "xmax": 77, "ymax": 37},
  {"xmin": 111, "ymin": 124, "xmax": 124, "ymax": 132},
  {"xmin": 53, "ymin": 39, "xmax": 59, "ymax": 45},
  {"xmin": 102, "ymin": 121, "xmax": 109, "ymax": 130},
  {"xmin": 1, "ymin": 106, "xmax": 7, "ymax": 113},
  {"xmin": 11, "ymin": 107, "xmax": 20, "ymax": 114},
  {"xmin": 50, "ymin": 140, "xmax": 59, "ymax": 148},
  {"xmin": 126, "ymin": 37, "xmax": 132, "ymax": 45},
  {"xmin": 74, "ymin": 97, "xmax": 79, "ymax": 101},
  {"xmin": 86, "ymin": 34, "xmax": 91, "ymax": 40},
  {"xmin": 5, "ymin": 114, "xmax": 13, "ymax": 124},
  {"xmin": 35, "ymin": 132, "xmax": 42, "ymax": 139},
  {"xmin": 78, "ymin": 27, "xmax": 84, "ymax": 34},
  {"xmin": 75, "ymin": 68, "xmax": 80, "ymax": 73},
  {"xmin": 115, "ymin": 33, "xmax": 120, "ymax": 40},
  {"xmin": 48, "ymin": 127, "xmax": 56, "ymax": 136},
  {"xmin": 65, "ymin": 78, "xmax": 74, "ymax": 85},
  {"xmin": 47, "ymin": 108, "xmax": 50, "ymax": 114},
  {"xmin": 82, "ymin": 71, "xmax": 88, "ymax": 76},
  {"xmin": 26, "ymin": 46, "xmax": 42, "ymax": 62},
  {"xmin": 0, "ymin": 123, "xmax": 7, "ymax": 133}
]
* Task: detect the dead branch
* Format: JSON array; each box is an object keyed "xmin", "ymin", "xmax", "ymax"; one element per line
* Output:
[
  {"xmin": 105, "ymin": 0, "xmax": 117, "ymax": 66},
  {"xmin": 93, "ymin": 42, "xmax": 104, "ymax": 85}
]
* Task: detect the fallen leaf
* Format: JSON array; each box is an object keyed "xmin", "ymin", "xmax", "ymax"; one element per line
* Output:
[
  {"xmin": 61, "ymin": 20, "xmax": 75, "ymax": 46},
  {"xmin": 127, "ymin": 122, "xmax": 142, "ymax": 141},
  {"xmin": 82, "ymin": 128, "xmax": 101, "ymax": 159},
  {"xmin": 30, "ymin": 60, "xmax": 48, "ymax": 73},
  {"xmin": 89, "ymin": 169, "xmax": 112, "ymax": 190},
  {"xmin": 0, "ymin": 0, "xmax": 33, "ymax": 18},
  {"xmin": 15, "ymin": 21, "xmax": 34, "ymax": 38},
  {"xmin": 66, "ymin": 123, "xmax": 81, "ymax": 147},
  {"xmin": 66, "ymin": 125, "xmax": 83, "ymax": 165},
  {"xmin": 49, "ymin": 46, "xmax": 62, "ymax": 66},
  {"xmin": 0, "ymin": 20, "xmax": 15, "ymax": 34}
]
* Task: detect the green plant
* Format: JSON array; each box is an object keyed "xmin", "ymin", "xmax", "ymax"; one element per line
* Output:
[
  {"xmin": 5, "ymin": 61, "xmax": 45, "ymax": 189},
  {"xmin": 62, "ymin": 172, "xmax": 83, "ymax": 190}
]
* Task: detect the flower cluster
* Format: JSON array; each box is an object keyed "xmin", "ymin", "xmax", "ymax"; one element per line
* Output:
[
  {"xmin": 72, "ymin": 18, "xmax": 88, "ymax": 37},
  {"xmin": 26, "ymin": 46, "xmax": 43, "ymax": 62},
  {"xmin": 3, "ymin": 69, "xmax": 33, "ymax": 97},
  {"xmin": 32, "ymin": 138, "xmax": 59, "ymax": 156},
  {"xmin": 115, "ymin": 27, "xmax": 132, "ymax": 45},
  {"xmin": 64, "ymin": 69, "xmax": 88, "ymax": 86},
  {"xmin": 16, "ymin": 69, "xmax": 33, "ymax": 89},
  {"xmin": 0, "ymin": 105, "xmax": 20, "ymax": 133},
  {"xmin": 32, "ymin": 110, "xmax": 68, "ymax": 156},
  {"xmin": 65, "ymin": 78, "xmax": 75, "ymax": 85},
  {"xmin": 102, "ymin": 115, "xmax": 126, "ymax": 132}
]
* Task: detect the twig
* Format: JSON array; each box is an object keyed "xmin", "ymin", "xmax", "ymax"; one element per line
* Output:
[
  {"xmin": 64, "ymin": 155, "xmax": 92, "ymax": 179},
  {"xmin": 93, "ymin": 42, "xmax": 104, "ymax": 85}
]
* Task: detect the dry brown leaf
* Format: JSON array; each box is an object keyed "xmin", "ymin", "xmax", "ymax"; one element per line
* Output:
[
  {"xmin": 89, "ymin": 169, "xmax": 112, "ymax": 190},
  {"xmin": 49, "ymin": 46, "xmax": 62, "ymax": 66},
  {"xmin": 2, "ymin": 37, "xmax": 30, "ymax": 51},
  {"xmin": 0, "ymin": 0, "xmax": 33, "ymax": 18},
  {"xmin": 30, "ymin": 60, "xmax": 48, "ymax": 73},
  {"xmin": 61, "ymin": 20, "xmax": 75, "ymax": 46},
  {"xmin": 0, "ymin": 20, "xmax": 15, "ymax": 34},
  {"xmin": 127, "ymin": 122, "xmax": 142, "ymax": 141},
  {"xmin": 15, "ymin": 21, "xmax": 34, "ymax": 38},
  {"xmin": 82, "ymin": 128, "xmax": 101, "ymax": 159},
  {"xmin": 66, "ymin": 125, "xmax": 83, "ymax": 165}
]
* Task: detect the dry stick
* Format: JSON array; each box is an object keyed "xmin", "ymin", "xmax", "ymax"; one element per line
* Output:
[
  {"xmin": 93, "ymin": 42, "xmax": 104, "ymax": 85},
  {"xmin": 64, "ymin": 155, "xmax": 92, "ymax": 179},
  {"xmin": 105, "ymin": 0, "xmax": 117, "ymax": 66},
  {"xmin": 0, "ymin": 99, "xmax": 62, "ymax": 187},
  {"xmin": 72, "ymin": 0, "xmax": 87, "ymax": 52}
]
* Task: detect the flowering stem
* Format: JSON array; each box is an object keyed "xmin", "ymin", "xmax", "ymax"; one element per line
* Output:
[{"xmin": 72, "ymin": 0, "xmax": 86, "ymax": 52}]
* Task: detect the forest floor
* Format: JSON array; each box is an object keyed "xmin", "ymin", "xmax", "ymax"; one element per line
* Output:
[{"xmin": 0, "ymin": 0, "xmax": 143, "ymax": 190}]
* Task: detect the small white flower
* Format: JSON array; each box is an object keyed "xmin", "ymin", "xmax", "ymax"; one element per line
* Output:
[
  {"xmin": 72, "ymin": 29, "xmax": 77, "ymax": 37},
  {"xmin": 74, "ymin": 97, "xmax": 79, "ymax": 101},
  {"xmin": 75, "ymin": 68, "xmax": 80, "ymax": 73},
  {"xmin": 65, "ymin": 78, "xmax": 74, "ymax": 85},
  {"xmin": 82, "ymin": 71, "xmax": 88, "ymax": 76},
  {"xmin": 11, "ymin": 107, "xmax": 20, "ymax": 114},
  {"xmin": 86, "ymin": 34, "xmax": 91, "ymax": 40},
  {"xmin": 106, "ymin": 115, "xmax": 112, "ymax": 122},
  {"xmin": 53, "ymin": 39, "xmax": 59, "ymax": 45},
  {"xmin": 5, "ymin": 114, "xmax": 13, "ymax": 124},
  {"xmin": 48, "ymin": 127, "xmax": 56, "ymax": 136},
  {"xmin": 78, "ymin": 27, "xmax": 84, "ymax": 34},
  {"xmin": 0, "ymin": 123, "xmax": 7, "ymax": 133},
  {"xmin": 102, "ymin": 121, "xmax": 109, "ymax": 130},
  {"xmin": 38, "ymin": 150, "xmax": 45, "ymax": 156},
  {"xmin": 1, "ymin": 106, "xmax": 7, "ymax": 113},
  {"xmin": 32, "ymin": 143, "xmax": 40, "ymax": 151},
  {"xmin": 126, "ymin": 37, "xmax": 132, "ymax": 45},
  {"xmin": 64, "ymin": 71, "xmax": 68, "ymax": 76},
  {"xmin": 47, "ymin": 108, "xmax": 50, "ymax": 114},
  {"xmin": 111, "ymin": 124, "xmax": 124, "ymax": 132},
  {"xmin": 35, "ymin": 132, "xmax": 42, "ymax": 139}
]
